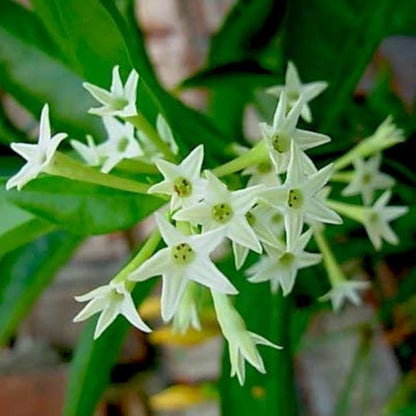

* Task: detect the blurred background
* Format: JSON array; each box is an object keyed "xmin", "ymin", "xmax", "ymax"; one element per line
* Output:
[{"xmin": 0, "ymin": 0, "xmax": 415, "ymax": 415}]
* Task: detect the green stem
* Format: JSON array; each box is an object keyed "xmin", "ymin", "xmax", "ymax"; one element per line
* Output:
[
  {"xmin": 330, "ymin": 171, "xmax": 354, "ymax": 183},
  {"xmin": 211, "ymin": 141, "xmax": 267, "ymax": 177},
  {"xmin": 113, "ymin": 229, "xmax": 161, "ymax": 286},
  {"xmin": 313, "ymin": 230, "xmax": 345, "ymax": 285},
  {"xmin": 125, "ymin": 112, "xmax": 176, "ymax": 161},
  {"xmin": 326, "ymin": 199, "xmax": 366, "ymax": 223},
  {"xmin": 117, "ymin": 159, "xmax": 159, "ymax": 175},
  {"xmin": 48, "ymin": 152, "xmax": 153, "ymax": 195}
]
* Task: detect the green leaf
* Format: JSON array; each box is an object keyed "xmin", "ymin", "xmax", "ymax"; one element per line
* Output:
[
  {"xmin": 0, "ymin": 196, "xmax": 54, "ymax": 257},
  {"xmin": 1, "ymin": 176, "xmax": 164, "ymax": 236},
  {"xmin": 0, "ymin": 0, "xmax": 102, "ymax": 138},
  {"xmin": 64, "ymin": 276, "xmax": 155, "ymax": 416},
  {"xmin": 31, "ymin": 0, "xmax": 229, "ymax": 161},
  {"xmin": 0, "ymin": 230, "xmax": 82, "ymax": 345}
]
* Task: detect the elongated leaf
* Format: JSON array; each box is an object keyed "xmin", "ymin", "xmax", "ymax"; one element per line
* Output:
[
  {"xmin": 64, "ymin": 272, "xmax": 156, "ymax": 415},
  {"xmin": 1, "ymin": 176, "xmax": 163, "ymax": 235},
  {"xmin": 0, "ymin": 230, "xmax": 81, "ymax": 345},
  {"xmin": 0, "ymin": 196, "xmax": 54, "ymax": 257},
  {"xmin": 31, "ymin": 0, "xmax": 229, "ymax": 161},
  {"xmin": 0, "ymin": 0, "xmax": 102, "ymax": 138}
]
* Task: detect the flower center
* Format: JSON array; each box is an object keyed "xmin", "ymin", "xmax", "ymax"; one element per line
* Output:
[
  {"xmin": 362, "ymin": 172, "xmax": 372, "ymax": 184},
  {"xmin": 117, "ymin": 137, "xmax": 130, "ymax": 152},
  {"xmin": 173, "ymin": 177, "xmax": 193, "ymax": 197},
  {"xmin": 113, "ymin": 97, "xmax": 129, "ymax": 110},
  {"xmin": 109, "ymin": 290, "xmax": 124, "ymax": 303},
  {"xmin": 212, "ymin": 203, "xmax": 233, "ymax": 223},
  {"xmin": 257, "ymin": 160, "xmax": 272, "ymax": 174},
  {"xmin": 279, "ymin": 252, "xmax": 294, "ymax": 266},
  {"xmin": 287, "ymin": 90, "xmax": 300, "ymax": 102},
  {"xmin": 287, "ymin": 189, "xmax": 304, "ymax": 209},
  {"xmin": 271, "ymin": 134, "xmax": 290, "ymax": 153},
  {"xmin": 246, "ymin": 211, "xmax": 256, "ymax": 226},
  {"xmin": 272, "ymin": 212, "xmax": 283, "ymax": 224},
  {"xmin": 171, "ymin": 243, "xmax": 195, "ymax": 265}
]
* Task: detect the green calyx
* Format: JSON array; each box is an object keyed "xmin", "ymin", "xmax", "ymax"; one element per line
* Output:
[
  {"xmin": 287, "ymin": 189, "xmax": 304, "ymax": 209},
  {"xmin": 171, "ymin": 242, "xmax": 195, "ymax": 265},
  {"xmin": 173, "ymin": 176, "xmax": 193, "ymax": 197},
  {"xmin": 212, "ymin": 203, "xmax": 233, "ymax": 223}
]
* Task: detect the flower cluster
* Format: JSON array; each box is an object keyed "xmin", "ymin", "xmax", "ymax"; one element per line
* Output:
[{"xmin": 6, "ymin": 62, "xmax": 407, "ymax": 385}]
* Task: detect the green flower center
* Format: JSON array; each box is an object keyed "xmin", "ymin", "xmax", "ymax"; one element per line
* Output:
[
  {"xmin": 271, "ymin": 134, "xmax": 290, "ymax": 153},
  {"xmin": 171, "ymin": 243, "xmax": 195, "ymax": 265},
  {"xmin": 246, "ymin": 211, "xmax": 256, "ymax": 226},
  {"xmin": 117, "ymin": 137, "xmax": 130, "ymax": 152},
  {"xmin": 279, "ymin": 252, "xmax": 294, "ymax": 266},
  {"xmin": 212, "ymin": 203, "xmax": 233, "ymax": 223},
  {"xmin": 173, "ymin": 177, "xmax": 193, "ymax": 197},
  {"xmin": 362, "ymin": 172, "xmax": 372, "ymax": 184},
  {"xmin": 109, "ymin": 290, "xmax": 124, "ymax": 303},
  {"xmin": 272, "ymin": 212, "xmax": 283, "ymax": 224},
  {"xmin": 257, "ymin": 160, "xmax": 272, "ymax": 174},
  {"xmin": 113, "ymin": 97, "xmax": 129, "ymax": 110},
  {"xmin": 287, "ymin": 90, "xmax": 300, "ymax": 101},
  {"xmin": 287, "ymin": 189, "xmax": 304, "ymax": 209}
]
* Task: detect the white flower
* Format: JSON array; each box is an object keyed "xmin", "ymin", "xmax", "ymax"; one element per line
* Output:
[
  {"xmin": 362, "ymin": 191, "xmax": 408, "ymax": 250},
  {"xmin": 341, "ymin": 153, "xmax": 394, "ymax": 205},
  {"xmin": 70, "ymin": 135, "xmax": 102, "ymax": 167},
  {"xmin": 74, "ymin": 280, "xmax": 151, "ymax": 339},
  {"xmin": 174, "ymin": 171, "xmax": 263, "ymax": 253},
  {"xmin": 232, "ymin": 202, "xmax": 284, "ymax": 270},
  {"xmin": 261, "ymin": 92, "xmax": 330, "ymax": 173},
  {"xmin": 266, "ymin": 61, "xmax": 327, "ymax": 122},
  {"xmin": 242, "ymin": 158, "xmax": 281, "ymax": 187},
  {"xmin": 148, "ymin": 145, "xmax": 206, "ymax": 211},
  {"xmin": 247, "ymin": 229, "xmax": 321, "ymax": 295},
  {"xmin": 172, "ymin": 282, "xmax": 201, "ymax": 334},
  {"xmin": 6, "ymin": 104, "xmax": 67, "ymax": 191},
  {"xmin": 262, "ymin": 142, "xmax": 342, "ymax": 248},
  {"xmin": 320, "ymin": 280, "xmax": 370, "ymax": 312},
  {"xmin": 83, "ymin": 65, "xmax": 139, "ymax": 117},
  {"xmin": 98, "ymin": 116, "xmax": 142, "ymax": 173},
  {"xmin": 129, "ymin": 214, "xmax": 237, "ymax": 322},
  {"xmin": 138, "ymin": 114, "xmax": 179, "ymax": 160},
  {"xmin": 211, "ymin": 291, "xmax": 282, "ymax": 385}
]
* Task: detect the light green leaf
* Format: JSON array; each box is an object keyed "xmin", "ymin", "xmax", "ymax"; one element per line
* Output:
[{"xmin": 1, "ymin": 176, "xmax": 164, "ymax": 236}]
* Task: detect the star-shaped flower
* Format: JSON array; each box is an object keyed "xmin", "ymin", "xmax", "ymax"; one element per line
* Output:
[
  {"xmin": 129, "ymin": 214, "xmax": 237, "ymax": 322},
  {"xmin": 70, "ymin": 135, "xmax": 103, "ymax": 167},
  {"xmin": 261, "ymin": 92, "xmax": 330, "ymax": 173},
  {"xmin": 74, "ymin": 280, "xmax": 151, "ymax": 339},
  {"xmin": 83, "ymin": 65, "xmax": 139, "ymax": 117},
  {"xmin": 173, "ymin": 171, "xmax": 263, "ymax": 253},
  {"xmin": 212, "ymin": 291, "xmax": 281, "ymax": 385},
  {"xmin": 232, "ymin": 202, "xmax": 284, "ymax": 270},
  {"xmin": 98, "ymin": 116, "xmax": 143, "ymax": 173},
  {"xmin": 138, "ymin": 114, "xmax": 179, "ymax": 160},
  {"xmin": 362, "ymin": 190, "xmax": 408, "ymax": 250},
  {"xmin": 262, "ymin": 142, "xmax": 342, "ymax": 248},
  {"xmin": 242, "ymin": 158, "xmax": 282, "ymax": 187},
  {"xmin": 320, "ymin": 280, "xmax": 370, "ymax": 312},
  {"xmin": 148, "ymin": 145, "xmax": 206, "ymax": 211},
  {"xmin": 6, "ymin": 104, "xmax": 67, "ymax": 191},
  {"xmin": 247, "ymin": 229, "xmax": 321, "ymax": 295},
  {"xmin": 266, "ymin": 61, "xmax": 327, "ymax": 122},
  {"xmin": 341, "ymin": 153, "xmax": 394, "ymax": 205}
]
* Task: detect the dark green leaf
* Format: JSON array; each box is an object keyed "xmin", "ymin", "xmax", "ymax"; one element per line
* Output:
[
  {"xmin": 1, "ymin": 176, "xmax": 164, "ymax": 235},
  {"xmin": 0, "ymin": 230, "xmax": 81, "ymax": 345}
]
